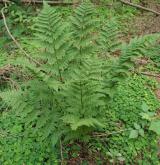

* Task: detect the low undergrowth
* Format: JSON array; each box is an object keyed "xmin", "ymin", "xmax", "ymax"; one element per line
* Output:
[{"xmin": 1, "ymin": 75, "xmax": 159, "ymax": 164}]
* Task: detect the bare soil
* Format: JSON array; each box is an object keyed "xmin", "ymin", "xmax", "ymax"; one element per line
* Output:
[{"xmin": 132, "ymin": 0, "xmax": 160, "ymax": 35}]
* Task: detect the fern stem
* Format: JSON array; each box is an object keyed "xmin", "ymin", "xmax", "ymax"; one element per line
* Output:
[
  {"xmin": 60, "ymin": 139, "xmax": 64, "ymax": 165},
  {"xmin": 54, "ymin": 50, "xmax": 64, "ymax": 83},
  {"xmin": 79, "ymin": 81, "xmax": 84, "ymax": 115}
]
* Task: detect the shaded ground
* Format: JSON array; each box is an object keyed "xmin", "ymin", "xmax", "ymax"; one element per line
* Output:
[{"xmin": 133, "ymin": 0, "xmax": 160, "ymax": 35}]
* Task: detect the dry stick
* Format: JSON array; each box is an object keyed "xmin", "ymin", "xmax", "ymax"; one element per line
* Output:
[
  {"xmin": 1, "ymin": 7, "xmax": 41, "ymax": 66},
  {"xmin": 0, "ymin": 0, "xmax": 78, "ymax": 5},
  {"xmin": 92, "ymin": 129, "xmax": 130, "ymax": 137},
  {"xmin": 140, "ymin": 72, "xmax": 160, "ymax": 78},
  {"xmin": 21, "ymin": 0, "xmax": 77, "ymax": 5},
  {"xmin": 119, "ymin": 0, "xmax": 160, "ymax": 16}
]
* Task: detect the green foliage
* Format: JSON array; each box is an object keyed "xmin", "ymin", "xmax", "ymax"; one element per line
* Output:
[
  {"xmin": 61, "ymin": 75, "xmax": 159, "ymax": 164},
  {"xmin": 146, "ymin": 44, "xmax": 160, "ymax": 67},
  {"xmin": 61, "ymin": 2, "xmax": 106, "ymax": 139},
  {"xmin": 98, "ymin": 18, "xmax": 121, "ymax": 54},
  {"xmin": 33, "ymin": 3, "xmax": 70, "ymax": 80},
  {"xmin": 149, "ymin": 120, "xmax": 160, "ymax": 135},
  {"xmin": 0, "ymin": 112, "xmax": 58, "ymax": 165},
  {"xmin": 0, "ymin": 50, "xmax": 7, "ymax": 67},
  {"xmin": 110, "ymin": 75, "xmax": 159, "ymax": 125},
  {"xmin": 0, "ymin": 4, "xmax": 34, "ymax": 49},
  {"xmin": 93, "ymin": 75, "xmax": 159, "ymax": 164},
  {"xmin": 140, "ymin": 102, "xmax": 160, "ymax": 135},
  {"xmin": 129, "ymin": 123, "xmax": 144, "ymax": 139},
  {"xmin": 102, "ymin": 35, "xmax": 159, "ymax": 99},
  {"xmin": 0, "ymin": 1, "xmax": 160, "ymax": 164},
  {"xmin": 1, "ymin": 0, "xmax": 159, "ymax": 142},
  {"xmin": 107, "ymin": 75, "xmax": 160, "ymax": 164}
]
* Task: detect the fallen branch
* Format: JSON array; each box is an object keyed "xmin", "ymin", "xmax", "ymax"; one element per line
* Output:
[
  {"xmin": 21, "ymin": 0, "xmax": 77, "ymax": 5},
  {"xmin": 140, "ymin": 72, "xmax": 160, "ymax": 78},
  {"xmin": 0, "ymin": 0, "xmax": 78, "ymax": 5},
  {"xmin": 92, "ymin": 129, "xmax": 130, "ymax": 137},
  {"xmin": 119, "ymin": 0, "xmax": 160, "ymax": 16},
  {"xmin": 1, "ymin": 7, "xmax": 41, "ymax": 66}
]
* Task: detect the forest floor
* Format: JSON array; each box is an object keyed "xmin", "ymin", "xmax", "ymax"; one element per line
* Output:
[{"xmin": 127, "ymin": 0, "xmax": 160, "ymax": 35}]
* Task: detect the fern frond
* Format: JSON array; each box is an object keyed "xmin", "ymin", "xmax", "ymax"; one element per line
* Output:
[
  {"xmin": 70, "ymin": 1, "xmax": 97, "ymax": 65},
  {"xmin": 146, "ymin": 43, "xmax": 160, "ymax": 66},
  {"xmin": 98, "ymin": 19, "xmax": 121, "ymax": 55},
  {"xmin": 103, "ymin": 34, "xmax": 159, "ymax": 98},
  {"xmin": 62, "ymin": 56, "xmax": 105, "ymax": 132},
  {"xmin": 119, "ymin": 34, "xmax": 159, "ymax": 69},
  {"xmin": 33, "ymin": 3, "xmax": 70, "ymax": 81},
  {"xmin": 62, "ymin": 115, "xmax": 104, "ymax": 131}
]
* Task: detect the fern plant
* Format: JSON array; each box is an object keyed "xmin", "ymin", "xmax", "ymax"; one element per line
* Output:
[
  {"xmin": 61, "ymin": 2, "xmax": 105, "ymax": 140},
  {"xmin": 1, "ymin": 1, "xmax": 159, "ymax": 145}
]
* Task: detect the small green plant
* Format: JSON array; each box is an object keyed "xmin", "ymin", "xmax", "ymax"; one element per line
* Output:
[
  {"xmin": 140, "ymin": 102, "xmax": 160, "ymax": 135},
  {"xmin": 129, "ymin": 123, "xmax": 144, "ymax": 139}
]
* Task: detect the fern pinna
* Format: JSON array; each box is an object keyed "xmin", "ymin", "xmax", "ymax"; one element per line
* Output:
[
  {"xmin": 33, "ymin": 2, "xmax": 70, "ymax": 82},
  {"xmin": 1, "ymin": 1, "xmax": 159, "ymax": 145}
]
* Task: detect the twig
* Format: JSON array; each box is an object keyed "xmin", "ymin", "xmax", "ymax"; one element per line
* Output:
[
  {"xmin": 92, "ymin": 129, "xmax": 131, "ymax": 137},
  {"xmin": 1, "ymin": 7, "xmax": 41, "ymax": 66},
  {"xmin": 60, "ymin": 139, "xmax": 64, "ymax": 165},
  {"xmin": 119, "ymin": 0, "xmax": 160, "ymax": 16},
  {"xmin": 21, "ymin": 0, "xmax": 78, "ymax": 5},
  {"xmin": 0, "ymin": 0, "xmax": 78, "ymax": 5},
  {"xmin": 140, "ymin": 72, "xmax": 160, "ymax": 78}
]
